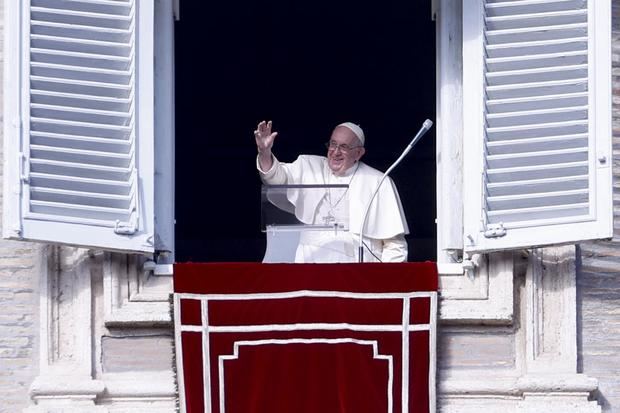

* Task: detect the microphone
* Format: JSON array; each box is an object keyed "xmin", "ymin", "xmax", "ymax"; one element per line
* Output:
[{"xmin": 357, "ymin": 119, "xmax": 434, "ymax": 263}]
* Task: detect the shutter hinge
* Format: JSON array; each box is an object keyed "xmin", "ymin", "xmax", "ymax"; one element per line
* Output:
[
  {"xmin": 19, "ymin": 152, "xmax": 30, "ymax": 183},
  {"xmin": 114, "ymin": 221, "xmax": 136, "ymax": 235},
  {"xmin": 462, "ymin": 253, "xmax": 482, "ymax": 279},
  {"xmin": 114, "ymin": 212, "xmax": 138, "ymax": 235},
  {"xmin": 484, "ymin": 222, "xmax": 506, "ymax": 238}
]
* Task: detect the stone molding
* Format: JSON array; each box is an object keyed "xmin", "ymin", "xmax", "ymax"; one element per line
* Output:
[
  {"xmin": 25, "ymin": 247, "xmax": 177, "ymax": 412},
  {"xmin": 440, "ymin": 251, "xmax": 514, "ymax": 323},
  {"xmin": 439, "ymin": 246, "xmax": 602, "ymax": 412},
  {"xmin": 102, "ymin": 252, "xmax": 172, "ymax": 327},
  {"xmin": 26, "ymin": 246, "xmax": 106, "ymax": 412}
]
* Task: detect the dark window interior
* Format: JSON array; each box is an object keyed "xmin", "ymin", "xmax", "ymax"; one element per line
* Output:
[{"xmin": 174, "ymin": 1, "xmax": 436, "ymax": 262}]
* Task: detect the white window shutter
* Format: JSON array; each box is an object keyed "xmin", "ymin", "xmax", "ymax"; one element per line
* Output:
[
  {"xmin": 462, "ymin": 0, "xmax": 612, "ymax": 253},
  {"xmin": 3, "ymin": 0, "xmax": 155, "ymax": 252}
]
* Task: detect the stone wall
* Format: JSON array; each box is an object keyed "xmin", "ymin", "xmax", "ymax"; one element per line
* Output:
[
  {"xmin": 0, "ymin": 2, "xmax": 41, "ymax": 411},
  {"xmin": 0, "ymin": 241, "xmax": 40, "ymax": 413},
  {"xmin": 577, "ymin": 2, "xmax": 620, "ymax": 411}
]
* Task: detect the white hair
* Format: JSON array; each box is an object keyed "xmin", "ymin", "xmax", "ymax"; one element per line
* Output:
[{"xmin": 337, "ymin": 122, "xmax": 365, "ymax": 146}]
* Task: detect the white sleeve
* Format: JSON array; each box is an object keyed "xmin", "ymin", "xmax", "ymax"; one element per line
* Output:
[
  {"xmin": 256, "ymin": 154, "xmax": 288, "ymax": 184},
  {"xmin": 381, "ymin": 234, "xmax": 408, "ymax": 262}
]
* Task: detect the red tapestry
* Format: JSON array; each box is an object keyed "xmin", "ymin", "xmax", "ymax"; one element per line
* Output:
[{"xmin": 174, "ymin": 262, "xmax": 438, "ymax": 413}]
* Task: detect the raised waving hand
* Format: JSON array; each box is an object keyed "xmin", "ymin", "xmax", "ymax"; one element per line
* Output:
[{"xmin": 255, "ymin": 120, "xmax": 278, "ymax": 171}]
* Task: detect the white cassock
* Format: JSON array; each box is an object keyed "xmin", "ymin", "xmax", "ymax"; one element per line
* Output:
[{"xmin": 258, "ymin": 154, "xmax": 409, "ymax": 263}]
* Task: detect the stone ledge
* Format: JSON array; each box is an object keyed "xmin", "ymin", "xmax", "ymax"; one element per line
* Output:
[
  {"xmin": 101, "ymin": 372, "xmax": 176, "ymax": 398},
  {"xmin": 30, "ymin": 377, "xmax": 105, "ymax": 398},
  {"xmin": 440, "ymin": 373, "xmax": 598, "ymax": 396}
]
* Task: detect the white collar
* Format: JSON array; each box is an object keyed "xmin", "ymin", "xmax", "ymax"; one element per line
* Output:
[{"xmin": 328, "ymin": 161, "xmax": 359, "ymax": 179}]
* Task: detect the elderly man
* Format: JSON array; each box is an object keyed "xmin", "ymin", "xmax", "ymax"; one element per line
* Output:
[{"xmin": 255, "ymin": 120, "xmax": 409, "ymax": 263}]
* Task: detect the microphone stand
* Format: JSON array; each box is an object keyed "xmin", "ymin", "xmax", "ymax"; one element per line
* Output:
[{"xmin": 357, "ymin": 119, "xmax": 434, "ymax": 263}]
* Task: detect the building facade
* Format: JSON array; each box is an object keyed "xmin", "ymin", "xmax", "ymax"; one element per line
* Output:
[{"xmin": 1, "ymin": 0, "xmax": 619, "ymax": 412}]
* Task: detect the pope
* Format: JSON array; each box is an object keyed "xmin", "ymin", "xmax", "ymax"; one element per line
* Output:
[{"xmin": 255, "ymin": 120, "xmax": 409, "ymax": 263}]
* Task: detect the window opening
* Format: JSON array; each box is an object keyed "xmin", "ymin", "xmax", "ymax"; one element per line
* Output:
[{"xmin": 174, "ymin": 0, "xmax": 436, "ymax": 262}]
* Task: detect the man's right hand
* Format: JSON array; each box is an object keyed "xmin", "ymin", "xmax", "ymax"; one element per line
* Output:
[{"xmin": 255, "ymin": 120, "xmax": 278, "ymax": 171}]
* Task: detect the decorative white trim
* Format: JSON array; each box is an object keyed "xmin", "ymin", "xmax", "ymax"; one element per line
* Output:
[
  {"xmin": 201, "ymin": 299, "xmax": 212, "ymax": 413},
  {"xmin": 401, "ymin": 297, "xmax": 411, "ymax": 412},
  {"xmin": 173, "ymin": 293, "xmax": 188, "ymax": 413},
  {"xmin": 429, "ymin": 292, "xmax": 438, "ymax": 413},
  {"xmin": 218, "ymin": 339, "xmax": 393, "ymax": 413},
  {"xmin": 181, "ymin": 323, "xmax": 430, "ymax": 333},
  {"xmin": 180, "ymin": 290, "xmax": 434, "ymax": 300}
]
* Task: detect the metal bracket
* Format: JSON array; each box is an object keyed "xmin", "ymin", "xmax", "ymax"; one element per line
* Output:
[
  {"xmin": 114, "ymin": 218, "xmax": 137, "ymax": 235},
  {"xmin": 19, "ymin": 152, "xmax": 29, "ymax": 183},
  {"xmin": 114, "ymin": 201, "xmax": 138, "ymax": 235},
  {"xmin": 462, "ymin": 253, "xmax": 483, "ymax": 279},
  {"xmin": 484, "ymin": 222, "xmax": 507, "ymax": 238},
  {"xmin": 142, "ymin": 259, "xmax": 173, "ymax": 277}
]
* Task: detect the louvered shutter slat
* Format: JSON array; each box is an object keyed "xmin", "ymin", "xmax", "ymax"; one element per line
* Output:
[
  {"xmin": 31, "ymin": 106, "xmax": 131, "ymax": 126},
  {"xmin": 31, "ymin": 35, "xmax": 132, "ymax": 57},
  {"xmin": 31, "ymin": 187, "xmax": 131, "ymax": 208},
  {"xmin": 34, "ymin": 0, "xmax": 132, "ymax": 15},
  {"xmin": 30, "ymin": 200, "xmax": 130, "ymax": 222},
  {"xmin": 30, "ymin": 7, "xmax": 133, "ymax": 29},
  {"xmin": 31, "ymin": 118, "xmax": 131, "ymax": 138},
  {"xmin": 31, "ymin": 158, "xmax": 130, "ymax": 182},
  {"xmin": 31, "ymin": 21, "xmax": 132, "ymax": 43},
  {"xmin": 486, "ymin": 9, "xmax": 587, "ymax": 30},
  {"xmin": 29, "ymin": 173, "xmax": 131, "ymax": 196},
  {"xmin": 487, "ymin": 121, "xmax": 588, "ymax": 141},
  {"xmin": 487, "ymin": 22, "xmax": 587, "ymax": 43},
  {"xmin": 486, "ymin": 79, "xmax": 588, "ymax": 100},
  {"xmin": 487, "ymin": 134, "xmax": 588, "ymax": 155},
  {"xmin": 31, "ymin": 132, "xmax": 131, "ymax": 152},
  {"xmin": 488, "ymin": 189, "xmax": 588, "ymax": 209},
  {"xmin": 31, "ymin": 63, "xmax": 131, "ymax": 84},
  {"xmin": 487, "ymin": 148, "xmax": 588, "ymax": 170},
  {"xmin": 487, "ymin": 92, "xmax": 588, "ymax": 113},
  {"xmin": 463, "ymin": 0, "xmax": 612, "ymax": 251},
  {"xmin": 30, "ymin": 146, "xmax": 132, "ymax": 168},
  {"xmin": 487, "ymin": 51, "xmax": 588, "ymax": 72},
  {"xmin": 30, "ymin": 77, "xmax": 131, "ymax": 98},
  {"xmin": 31, "ymin": 91, "xmax": 131, "ymax": 111},
  {"xmin": 487, "ymin": 175, "xmax": 589, "ymax": 196},
  {"xmin": 487, "ymin": 162, "xmax": 589, "ymax": 183},
  {"xmin": 487, "ymin": 65, "xmax": 588, "ymax": 86},
  {"xmin": 31, "ymin": 49, "xmax": 131, "ymax": 70},
  {"xmin": 486, "ymin": 203, "xmax": 590, "ymax": 223},
  {"xmin": 486, "ymin": 107, "xmax": 588, "ymax": 128}
]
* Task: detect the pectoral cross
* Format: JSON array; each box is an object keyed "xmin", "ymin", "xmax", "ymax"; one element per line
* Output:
[{"xmin": 322, "ymin": 212, "xmax": 336, "ymax": 225}]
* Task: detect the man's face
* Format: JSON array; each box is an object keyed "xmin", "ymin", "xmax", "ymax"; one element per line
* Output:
[{"xmin": 326, "ymin": 126, "xmax": 366, "ymax": 176}]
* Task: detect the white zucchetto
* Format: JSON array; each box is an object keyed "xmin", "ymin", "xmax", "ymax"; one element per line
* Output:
[{"xmin": 337, "ymin": 122, "xmax": 365, "ymax": 146}]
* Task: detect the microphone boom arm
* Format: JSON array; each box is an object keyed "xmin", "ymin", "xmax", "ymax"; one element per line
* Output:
[{"xmin": 357, "ymin": 119, "xmax": 433, "ymax": 262}]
